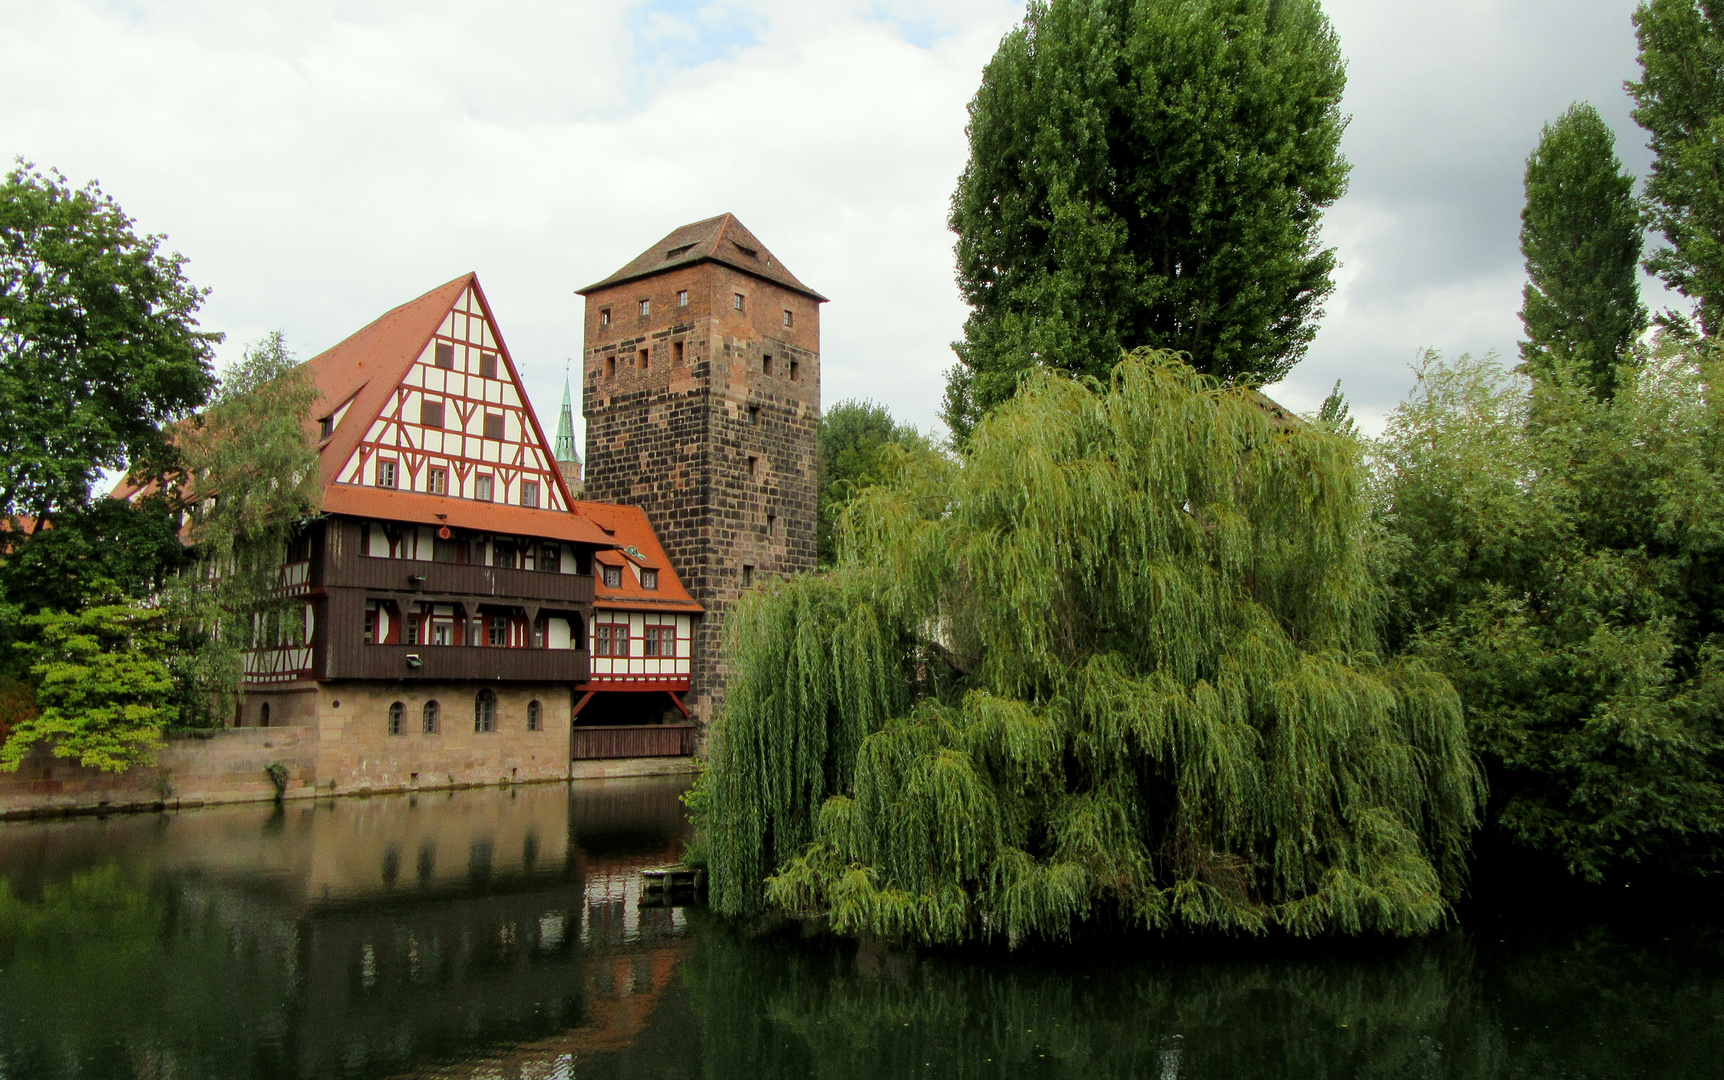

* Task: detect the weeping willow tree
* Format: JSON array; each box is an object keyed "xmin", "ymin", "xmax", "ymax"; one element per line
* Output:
[
  {"xmin": 701, "ymin": 352, "xmax": 1484, "ymax": 944},
  {"xmin": 161, "ymin": 332, "xmax": 321, "ymax": 722}
]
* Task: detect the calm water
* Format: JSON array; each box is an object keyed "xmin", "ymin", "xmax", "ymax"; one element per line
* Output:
[{"xmin": 0, "ymin": 778, "xmax": 1719, "ymax": 1080}]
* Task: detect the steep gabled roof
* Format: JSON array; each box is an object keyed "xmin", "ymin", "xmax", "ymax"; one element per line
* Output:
[
  {"xmin": 574, "ymin": 500, "xmax": 702, "ymax": 614},
  {"xmin": 577, "ymin": 213, "xmax": 828, "ymax": 302}
]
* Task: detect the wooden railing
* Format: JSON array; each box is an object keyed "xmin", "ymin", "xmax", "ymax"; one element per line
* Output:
[
  {"xmin": 570, "ymin": 725, "xmax": 696, "ymax": 760},
  {"xmin": 324, "ymin": 556, "xmax": 594, "ymax": 605},
  {"xmin": 324, "ymin": 645, "xmax": 590, "ymax": 683}
]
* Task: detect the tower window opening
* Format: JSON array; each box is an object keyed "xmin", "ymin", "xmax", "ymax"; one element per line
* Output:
[
  {"xmin": 605, "ymin": 355, "xmax": 615, "ymax": 378},
  {"xmin": 260, "ymin": 703, "xmax": 271, "ymax": 728},
  {"xmin": 600, "ymin": 308, "xmax": 611, "ymax": 326},
  {"xmin": 639, "ymin": 299, "xmax": 651, "ymax": 317},
  {"xmin": 790, "ymin": 359, "xmax": 800, "ymax": 381},
  {"xmin": 638, "ymin": 348, "xmax": 649, "ymax": 369},
  {"xmin": 747, "ymin": 405, "xmax": 759, "ymax": 426},
  {"xmin": 742, "ymin": 564, "xmax": 755, "ymax": 588},
  {"xmin": 677, "ymin": 290, "xmax": 689, "ymax": 306},
  {"xmin": 783, "ymin": 309, "xmax": 793, "ymax": 327},
  {"xmin": 733, "ymin": 293, "xmax": 745, "ymax": 311},
  {"xmin": 673, "ymin": 341, "xmax": 684, "ymax": 365},
  {"xmin": 767, "ymin": 513, "xmax": 776, "ymax": 537},
  {"xmin": 748, "ymin": 456, "xmax": 758, "ymax": 477},
  {"xmin": 762, "ymin": 354, "xmax": 772, "ymax": 376}
]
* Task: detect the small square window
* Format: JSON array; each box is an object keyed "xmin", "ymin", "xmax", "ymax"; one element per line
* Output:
[
  {"xmin": 475, "ymin": 474, "xmax": 493, "ymax": 501},
  {"xmin": 678, "ymin": 290, "xmax": 689, "ymax": 307},
  {"xmin": 763, "ymin": 355, "xmax": 773, "ymax": 376},
  {"xmin": 521, "ymin": 480, "xmax": 540, "ymax": 508},
  {"xmin": 484, "ymin": 412, "xmax": 505, "ymax": 440},
  {"xmin": 639, "ymin": 299, "xmax": 651, "ymax": 317},
  {"xmin": 642, "ymin": 569, "xmax": 658, "ymax": 590},
  {"xmin": 783, "ymin": 309, "xmax": 793, "ymax": 328},
  {"xmin": 435, "ymin": 343, "xmax": 454, "ymax": 369},
  {"xmin": 480, "ymin": 352, "xmax": 498, "ymax": 378},
  {"xmin": 427, "ymin": 467, "xmax": 448, "ymax": 495},
  {"xmin": 638, "ymin": 348, "xmax": 649, "ymax": 370},
  {"xmin": 603, "ymin": 565, "xmax": 622, "ymax": 588},
  {"xmin": 600, "ymin": 308, "xmax": 611, "ymax": 326},
  {"xmin": 733, "ymin": 293, "xmax": 745, "ymax": 311},
  {"xmin": 377, "ymin": 460, "xmax": 397, "ymax": 489},
  {"xmin": 742, "ymin": 564, "xmax": 755, "ymax": 588},
  {"xmin": 420, "ymin": 400, "xmax": 445, "ymax": 428}
]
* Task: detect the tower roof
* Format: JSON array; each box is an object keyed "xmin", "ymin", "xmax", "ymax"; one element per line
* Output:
[
  {"xmin": 577, "ymin": 213, "xmax": 828, "ymax": 302},
  {"xmin": 553, "ymin": 374, "xmax": 581, "ymax": 465}
]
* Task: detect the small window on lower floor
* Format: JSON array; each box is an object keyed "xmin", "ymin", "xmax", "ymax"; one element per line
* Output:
[
  {"xmin": 260, "ymin": 703, "xmax": 271, "ymax": 728},
  {"xmin": 527, "ymin": 700, "xmax": 541, "ymax": 731},
  {"xmin": 388, "ymin": 701, "xmax": 404, "ymax": 736},
  {"xmin": 423, "ymin": 700, "xmax": 440, "ymax": 734},
  {"xmin": 475, "ymin": 689, "xmax": 497, "ymax": 733}
]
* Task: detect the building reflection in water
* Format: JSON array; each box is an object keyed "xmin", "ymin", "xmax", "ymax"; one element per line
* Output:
[{"xmin": 0, "ymin": 776, "xmax": 698, "ymax": 1080}]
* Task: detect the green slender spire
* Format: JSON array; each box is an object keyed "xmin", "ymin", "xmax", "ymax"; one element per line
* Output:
[{"xmin": 553, "ymin": 372, "xmax": 580, "ymax": 464}]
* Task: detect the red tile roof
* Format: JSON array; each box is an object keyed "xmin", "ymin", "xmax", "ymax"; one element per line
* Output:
[
  {"xmin": 572, "ymin": 500, "xmax": 702, "ymax": 614},
  {"xmin": 323, "ymin": 486, "xmax": 615, "ymax": 547},
  {"xmin": 577, "ymin": 213, "xmax": 828, "ymax": 302}
]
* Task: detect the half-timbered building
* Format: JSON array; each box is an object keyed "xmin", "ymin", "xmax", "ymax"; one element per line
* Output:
[{"xmin": 222, "ymin": 273, "xmax": 702, "ymax": 791}]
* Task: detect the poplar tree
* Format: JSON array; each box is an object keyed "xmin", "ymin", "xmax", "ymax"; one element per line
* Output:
[
  {"xmin": 1630, "ymin": 0, "xmax": 1724, "ymax": 334},
  {"xmin": 943, "ymin": 0, "xmax": 1350, "ymax": 440},
  {"xmin": 1519, "ymin": 104, "xmax": 1646, "ymax": 397}
]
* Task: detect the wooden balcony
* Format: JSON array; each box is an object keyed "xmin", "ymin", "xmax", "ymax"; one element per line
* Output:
[
  {"xmin": 322, "ymin": 644, "xmax": 591, "ymax": 683},
  {"xmin": 323, "ymin": 556, "xmax": 594, "ymax": 606},
  {"xmin": 570, "ymin": 724, "xmax": 696, "ymax": 760}
]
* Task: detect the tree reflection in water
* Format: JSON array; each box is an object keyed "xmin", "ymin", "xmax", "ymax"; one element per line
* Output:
[{"xmin": 0, "ymin": 780, "xmax": 1721, "ymax": 1080}]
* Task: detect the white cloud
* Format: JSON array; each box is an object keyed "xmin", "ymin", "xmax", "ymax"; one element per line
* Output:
[{"xmin": 0, "ymin": 0, "xmax": 1674, "ymax": 446}]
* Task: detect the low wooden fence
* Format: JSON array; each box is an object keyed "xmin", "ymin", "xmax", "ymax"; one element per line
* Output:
[{"xmin": 570, "ymin": 724, "xmax": 696, "ymax": 761}]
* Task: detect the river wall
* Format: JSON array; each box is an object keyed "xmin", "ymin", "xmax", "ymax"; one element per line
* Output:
[{"xmin": 0, "ymin": 727, "xmax": 697, "ymax": 819}]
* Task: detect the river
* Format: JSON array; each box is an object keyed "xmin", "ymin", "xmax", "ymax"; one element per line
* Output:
[{"xmin": 0, "ymin": 777, "xmax": 1717, "ymax": 1079}]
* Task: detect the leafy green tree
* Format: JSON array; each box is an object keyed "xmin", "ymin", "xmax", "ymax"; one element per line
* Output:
[
  {"xmin": 816, "ymin": 400, "xmax": 925, "ymax": 566},
  {"xmin": 1376, "ymin": 348, "xmax": 1724, "ymax": 882},
  {"xmin": 0, "ymin": 601, "xmax": 174, "ymax": 772},
  {"xmin": 0, "ymin": 163, "xmax": 218, "ymax": 532},
  {"xmin": 1518, "ymin": 103, "xmax": 1647, "ymax": 397},
  {"xmin": 700, "ymin": 352, "xmax": 1481, "ymax": 945},
  {"xmin": 943, "ymin": 0, "xmax": 1350, "ymax": 440},
  {"xmin": 1630, "ymin": 0, "xmax": 1724, "ymax": 334}
]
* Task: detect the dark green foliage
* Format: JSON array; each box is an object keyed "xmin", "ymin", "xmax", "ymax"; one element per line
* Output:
[
  {"xmin": 0, "ymin": 163, "xmax": 217, "ymax": 527},
  {"xmin": 0, "ymin": 602, "xmax": 174, "ymax": 773},
  {"xmin": 943, "ymin": 0, "xmax": 1350, "ymax": 439},
  {"xmin": 1518, "ymin": 103, "xmax": 1647, "ymax": 396},
  {"xmin": 1631, "ymin": 0, "xmax": 1724, "ymax": 334},
  {"xmin": 1376, "ymin": 348, "xmax": 1724, "ymax": 881},
  {"xmin": 816, "ymin": 400, "xmax": 924, "ymax": 566},
  {"xmin": 702, "ymin": 353, "xmax": 1482, "ymax": 944}
]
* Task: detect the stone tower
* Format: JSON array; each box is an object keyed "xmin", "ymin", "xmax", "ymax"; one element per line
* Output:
[{"xmin": 577, "ymin": 214, "xmax": 824, "ymax": 724}]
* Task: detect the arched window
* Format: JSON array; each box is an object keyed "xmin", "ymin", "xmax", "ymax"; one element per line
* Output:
[
  {"xmin": 527, "ymin": 700, "xmax": 541, "ymax": 732},
  {"xmin": 260, "ymin": 703, "xmax": 271, "ymax": 728},
  {"xmin": 388, "ymin": 701, "xmax": 404, "ymax": 736},
  {"xmin": 475, "ymin": 689, "xmax": 497, "ymax": 733},
  {"xmin": 422, "ymin": 700, "xmax": 440, "ymax": 734}
]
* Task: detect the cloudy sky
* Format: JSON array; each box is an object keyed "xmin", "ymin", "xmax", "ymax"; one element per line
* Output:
[{"xmin": 2, "ymin": 0, "xmax": 1671, "ymax": 441}]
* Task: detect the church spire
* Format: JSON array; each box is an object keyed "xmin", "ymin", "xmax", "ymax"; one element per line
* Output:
[{"xmin": 553, "ymin": 370, "xmax": 583, "ymax": 491}]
